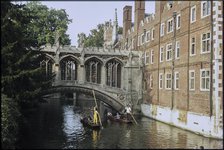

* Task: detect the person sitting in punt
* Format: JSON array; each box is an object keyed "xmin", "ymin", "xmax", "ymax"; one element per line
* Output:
[
  {"xmin": 107, "ymin": 112, "xmax": 112, "ymax": 116},
  {"xmin": 116, "ymin": 112, "xmax": 121, "ymax": 119}
]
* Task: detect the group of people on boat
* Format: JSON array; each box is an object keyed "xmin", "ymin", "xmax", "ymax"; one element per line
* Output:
[
  {"xmin": 83, "ymin": 104, "xmax": 132, "ymax": 126},
  {"xmin": 107, "ymin": 105, "xmax": 132, "ymax": 120}
]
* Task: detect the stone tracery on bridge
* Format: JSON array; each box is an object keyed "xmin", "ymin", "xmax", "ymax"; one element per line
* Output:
[{"xmin": 39, "ymin": 43, "xmax": 143, "ymax": 111}]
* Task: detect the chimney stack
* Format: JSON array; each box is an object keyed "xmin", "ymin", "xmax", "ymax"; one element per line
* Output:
[
  {"xmin": 134, "ymin": 0, "xmax": 145, "ymax": 32},
  {"xmin": 123, "ymin": 6, "xmax": 132, "ymax": 38}
]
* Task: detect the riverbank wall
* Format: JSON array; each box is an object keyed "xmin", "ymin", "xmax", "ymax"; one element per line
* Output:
[{"xmin": 141, "ymin": 104, "xmax": 223, "ymax": 139}]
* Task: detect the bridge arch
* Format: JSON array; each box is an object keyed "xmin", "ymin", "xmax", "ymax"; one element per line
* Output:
[
  {"xmin": 59, "ymin": 54, "xmax": 80, "ymax": 64},
  {"xmin": 104, "ymin": 57, "xmax": 124, "ymax": 66},
  {"xmin": 105, "ymin": 57, "xmax": 123, "ymax": 88},
  {"xmin": 42, "ymin": 86, "xmax": 125, "ymax": 112},
  {"xmin": 60, "ymin": 55, "xmax": 79, "ymax": 81},
  {"xmin": 85, "ymin": 56, "xmax": 104, "ymax": 64},
  {"xmin": 85, "ymin": 56, "xmax": 103, "ymax": 84},
  {"xmin": 40, "ymin": 54, "xmax": 55, "ymax": 77},
  {"xmin": 44, "ymin": 54, "xmax": 55, "ymax": 63}
]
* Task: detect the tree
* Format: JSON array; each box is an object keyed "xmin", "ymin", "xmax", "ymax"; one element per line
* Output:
[
  {"xmin": 78, "ymin": 24, "xmax": 104, "ymax": 48},
  {"xmin": 1, "ymin": 1, "xmax": 71, "ymax": 148},
  {"xmin": 1, "ymin": 1, "xmax": 52, "ymax": 105},
  {"xmin": 78, "ymin": 24, "xmax": 123, "ymax": 48},
  {"xmin": 1, "ymin": 94, "xmax": 20, "ymax": 149},
  {"xmin": 25, "ymin": 1, "xmax": 72, "ymax": 46}
]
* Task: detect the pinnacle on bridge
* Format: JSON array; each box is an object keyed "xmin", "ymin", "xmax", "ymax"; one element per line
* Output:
[
  {"xmin": 112, "ymin": 8, "xmax": 118, "ymax": 47},
  {"xmin": 115, "ymin": 8, "xmax": 118, "ymax": 29},
  {"xmin": 54, "ymin": 30, "xmax": 60, "ymax": 47}
]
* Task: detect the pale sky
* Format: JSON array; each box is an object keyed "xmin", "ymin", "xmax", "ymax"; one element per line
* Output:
[{"xmin": 40, "ymin": 1, "xmax": 155, "ymax": 46}]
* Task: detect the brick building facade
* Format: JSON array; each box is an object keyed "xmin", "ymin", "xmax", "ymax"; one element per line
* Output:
[{"xmin": 104, "ymin": 0, "xmax": 223, "ymax": 139}]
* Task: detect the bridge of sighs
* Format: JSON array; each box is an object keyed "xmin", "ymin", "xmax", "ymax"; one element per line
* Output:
[{"xmin": 40, "ymin": 43, "xmax": 143, "ymax": 112}]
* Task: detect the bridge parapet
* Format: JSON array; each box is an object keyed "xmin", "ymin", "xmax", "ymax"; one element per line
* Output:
[
  {"xmin": 41, "ymin": 44, "xmax": 142, "ymax": 58},
  {"xmin": 39, "ymin": 44, "xmax": 143, "ymax": 112}
]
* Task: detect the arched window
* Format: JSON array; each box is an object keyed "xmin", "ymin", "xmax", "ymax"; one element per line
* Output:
[
  {"xmin": 60, "ymin": 57, "xmax": 77, "ymax": 80},
  {"xmin": 106, "ymin": 59, "xmax": 121, "ymax": 88},
  {"xmin": 85, "ymin": 58, "xmax": 102, "ymax": 84},
  {"xmin": 40, "ymin": 57, "xmax": 54, "ymax": 77}
]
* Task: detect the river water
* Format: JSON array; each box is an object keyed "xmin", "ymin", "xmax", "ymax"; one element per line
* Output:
[{"xmin": 18, "ymin": 98, "xmax": 223, "ymax": 149}]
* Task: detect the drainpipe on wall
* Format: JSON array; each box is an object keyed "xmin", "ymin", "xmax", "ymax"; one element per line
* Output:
[
  {"xmin": 171, "ymin": 12, "xmax": 177, "ymax": 110},
  {"xmin": 210, "ymin": 0, "xmax": 213, "ymax": 117},
  {"xmin": 187, "ymin": 1, "xmax": 191, "ymax": 111},
  {"xmin": 157, "ymin": 2, "xmax": 162, "ymax": 105},
  {"xmin": 142, "ymin": 29, "xmax": 146, "ymax": 104}
]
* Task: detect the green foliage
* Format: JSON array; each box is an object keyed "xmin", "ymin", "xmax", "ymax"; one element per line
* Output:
[
  {"xmin": 1, "ymin": 1, "xmax": 68, "ymax": 148},
  {"xmin": 78, "ymin": 24, "xmax": 123, "ymax": 48},
  {"xmin": 25, "ymin": 1, "xmax": 72, "ymax": 46},
  {"xmin": 1, "ymin": 94, "xmax": 21, "ymax": 149},
  {"xmin": 1, "ymin": 2, "xmax": 53, "ymax": 103},
  {"xmin": 78, "ymin": 24, "xmax": 104, "ymax": 48}
]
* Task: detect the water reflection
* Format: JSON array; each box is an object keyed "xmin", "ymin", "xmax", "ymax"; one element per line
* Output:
[
  {"xmin": 18, "ymin": 98, "xmax": 223, "ymax": 149},
  {"xmin": 92, "ymin": 130, "xmax": 101, "ymax": 148}
]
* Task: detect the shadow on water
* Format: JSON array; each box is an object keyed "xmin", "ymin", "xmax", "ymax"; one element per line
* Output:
[{"xmin": 17, "ymin": 98, "xmax": 223, "ymax": 149}]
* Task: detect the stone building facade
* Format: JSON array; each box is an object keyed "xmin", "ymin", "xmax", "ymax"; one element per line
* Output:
[
  {"xmin": 104, "ymin": 9, "xmax": 123, "ymax": 49},
  {"xmin": 104, "ymin": 1, "xmax": 223, "ymax": 139}
]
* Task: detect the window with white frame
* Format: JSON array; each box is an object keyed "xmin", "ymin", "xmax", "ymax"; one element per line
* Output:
[
  {"xmin": 166, "ymin": 73, "xmax": 172, "ymax": 89},
  {"xmin": 167, "ymin": 18, "xmax": 173, "ymax": 33},
  {"xmin": 160, "ymin": 47, "xmax": 164, "ymax": 62},
  {"xmin": 145, "ymin": 51, "xmax": 150, "ymax": 65},
  {"xmin": 200, "ymin": 69, "xmax": 210, "ymax": 91},
  {"xmin": 191, "ymin": 6, "xmax": 196, "ymax": 23},
  {"xmin": 201, "ymin": 1, "xmax": 211, "ymax": 18},
  {"xmin": 201, "ymin": 32, "xmax": 210, "ymax": 53},
  {"xmin": 138, "ymin": 36, "xmax": 140, "ymax": 46},
  {"xmin": 151, "ymin": 50, "xmax": 154, "ymax": 64},
  {"xmin": 141, "ymin": 34, "xmax": 145, "ymax": 45},
  {"xmin": 131, "ymin": 39, "xmax": 135, "ymax": 49},
  {"xmin": 159, "ymin": 73, "xmax": 163, "ymax": 89},
  {"xmin": 166, "ymin": 43, "xmax": 172, "ymax": 61},
  {"xmin": 175, "ymin": 41, "xmax": 180, "ymax": 59},
  {"xmin": 161, "ymin": 23, "xmax": 165, "ymax": 36},
  {"xmin": 174, "ymin": 72, "xmax": 179, "ymax": 90},
  {"xmin": 176, "ymin": 14, "xmax": 181, "ymax": 29},
  {"xmin": 150, "ymin": 74, "xmax": 153, "ymax": 89},
  {"xmin": 189, "ymin": 70, "xmax": 195, "ymax": 90},
  {"xmin": 152, "ymin": 28, "xmax": 155, "ymax": 40},
  {"xmin": 146, "ymin": 31, "xmax": 150, "ymax": 42},
  {"xmin": 190, "ymin": 37, "xmax": 196, "ymax": 56}
]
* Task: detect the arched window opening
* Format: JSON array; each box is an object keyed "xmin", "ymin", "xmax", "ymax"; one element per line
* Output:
[
  {"xmin": 106, "ymin": 59, "xmax": 122, "ymax": 88},
  {"xmin": 60, "ymin": 58, "xmax": 77, "ymax": 81},
  {"xmin": 40, "ymin": 57, "xmax": 54, "ymax": 77},
  {"xmin": 85, "ymin": 59, "xmax": 102, "ymax": 84}
]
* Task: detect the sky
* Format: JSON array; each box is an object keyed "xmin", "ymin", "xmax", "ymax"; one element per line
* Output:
[{"xmin": 40, "ymin": 1, "xmax": 155, "ymax": 46}]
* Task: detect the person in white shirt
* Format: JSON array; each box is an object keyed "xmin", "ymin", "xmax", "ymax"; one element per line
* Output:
[{"xmin": 124, "ymin": 105, "xmax": 132, "ymax": 120}]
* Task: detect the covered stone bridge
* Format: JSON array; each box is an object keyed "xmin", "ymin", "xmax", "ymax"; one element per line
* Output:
[{"xmin": 39, "ymin": 43, "xmax": 143, "ymax": 111}]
